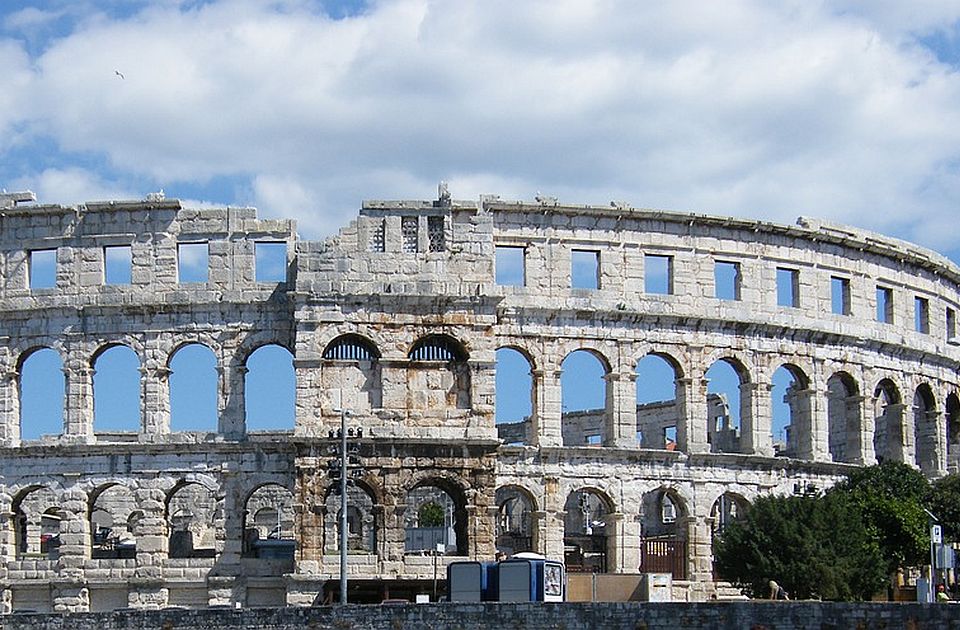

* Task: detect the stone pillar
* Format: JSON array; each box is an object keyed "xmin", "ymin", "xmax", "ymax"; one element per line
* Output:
[
  {"xmin": 62, "ymin": 357, "xmax": 94, "ymax": 444},
  {"xmin": 133, "ymin": 486, "xmax": 167, "ymax": 574},
  {"xmin": 292, "ymin": 358, "xmax": 322, "ymax": 437},
  {"xmin": 888, "ymin": 403, "xmax": 908, "ymax": 463},
  {"xmin": 467, "ymin": 503, "xmax": 495, "ymax": 559},
  {"xmin": 848, "ymin": 395, "xmax": 869, "ymax": 465},
  {"xmin": 217, "ymin": 363, "xmax": 246, "ymax": 439},
  {"xmin": 534, "ymin": 369, "xmax": 563, "ymax": 447},
  {"xmin": 540, "ymin": 510, "xmax": 566, "ymax": 562},
  {"xmin": 130, "ymin": 485, "xmax": 168, "ymax": 610},
  {"xmin": 0, "ymin": 507, "xmax": 16, "ymax": 563},
  {"xmin": 675, "ymin": 378, "xmax": 708, "ymax": 454},
  {"xmin": 919, "ymin": 408, "xmax": 944, "ymax": 476},
  {"xmin": 0, "ymin": 370, "xmax": 20, "ymax": 447},
  {"xmin": 56, "ymin": 487, "xmax": 89, "ymax": 578},
  {"xmin": 140, "ymin": 363, "xmax": 170, "ymax": 439},
  {"xmin": 686, "ymin": 515, "xmax": 714, "ymax": 584},
  {"xmin": 606, "ymin": 371, "xmax": 637, "ymax": 448},
  {"xmin": 384, "ymin": 503, "xmax": 407, "ymax": 568},
  {"xmin": 787, "ymin": 388, "xmax": 819, "ymax": 461},
  {"xmin": 740, "ymin": 381, "xmax": 772, "ymax": 456},
  {"xmin": 609, "ymin": 512, "xmax": 640, "ymax": 573},
  {"xmin": 217, "ymin": 474, "xmax": 243, "ymax": 569}
]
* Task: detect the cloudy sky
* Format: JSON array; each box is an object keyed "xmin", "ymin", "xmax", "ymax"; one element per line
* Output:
[{"xmin": 1, "ymin": 0, "xmax": 959, "ymax": 261}]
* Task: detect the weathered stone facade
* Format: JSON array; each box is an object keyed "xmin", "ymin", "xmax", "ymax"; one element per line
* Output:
[{"xmin": 0, "ymin": 190, "xmax": 958, "ymax": 611}]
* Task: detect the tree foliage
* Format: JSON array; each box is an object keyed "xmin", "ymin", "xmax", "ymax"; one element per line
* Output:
[
  {"xmin": 930, "ymin": 474, "xmax": 960, "ymax": 543},
  {"xmin": 828, "ymin": 462, "xmax": 930, "ymax": 573},
  {"xmin": 418, "ymin": 501, "xmax": 445, "ymax": 527},
  {"xmin": 713, "ymin": 493, "xmax": 885, "ymax": 600}
]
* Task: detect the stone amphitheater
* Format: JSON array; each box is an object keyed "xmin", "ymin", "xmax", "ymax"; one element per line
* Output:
[{"xmin": 0, "ymin": 186, "xmax": 958, "ymax": 612}]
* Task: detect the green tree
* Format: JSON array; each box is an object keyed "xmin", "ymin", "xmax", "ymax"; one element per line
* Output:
[
  {"xmin": 828, "ymin": 462, "xmax": 930, "ymax": 573},
  {"xmin": 713, "ymin": 493, "xmax": 885, "ymax": 600},
  {"xmin": 418, "ymin": 502, "xmax": 445, "ymax": 527},
  {"xmin": 930, "ymin": 473, "xmax": 960, "ymax": 542}
]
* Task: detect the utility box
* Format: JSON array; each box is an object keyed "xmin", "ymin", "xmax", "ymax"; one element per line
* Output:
[{"xmin": 641, "ymin": 573, "xmax": 673, "ymax": 601}]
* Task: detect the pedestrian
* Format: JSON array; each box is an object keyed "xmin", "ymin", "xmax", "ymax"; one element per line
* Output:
[
  {"xmin": 768, "ymin": 580, "xmax": 789, "ymax": 600},
  {"xmin": 937, "ymin": 584, "xmax": 949, "ymax": 602}
]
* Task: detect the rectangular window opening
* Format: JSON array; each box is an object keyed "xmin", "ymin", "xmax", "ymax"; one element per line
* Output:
[
  {"xmin": 104, "ymin": 245, "xmax": 132, "ymax": 285},
  {"xmin": 427, "ymin": 216, "xmax": 445, "ymax": 252},
  {"xmin": 914, "ymin": 296, "xmax": 929, "ymax": 334},
  {"xmin": 776, "ymin": 268, "xmax": 799, "ymax": 308},
  {"xmin": 947, "ymin": 308, "xmax": 957, "ymax": 341},
  {"xmin": 495, "ymin": 246, "xmax": 525, "ymax": 287},
  {"xmin": 831, "ymin": 276, "xmax": 851, "ymax": 315},
  {"xmin": 645, "ymin": 254, "xmax": 673, "ymax": 295},
  {"xmin": 876, "ymin": 286, "xmax": 894, "ymax": 324},
  {"xmin": 28, "ymin": 249, "xmax": 57, "ymax": 289},
  {"xmin": 255, "ymin": 242, "xmax": 287, "ymax": 283},
  {"xmin": 571, "ymin": 249, "xmax": 600, "ymax": 290},
  {"xmin": 177, "ymin": 242, "xmax": 209, "ymax": 284},
  {"xmin": 715, "ymin": 261, "xmax": 740, "ymax": 300},
  {"xmin": 664, "ymin": 426, "xmax": 677, "ymax": 448},
  {"xmin": 401, "ymin": 216, "xmax": 418, "ymax": 253}
]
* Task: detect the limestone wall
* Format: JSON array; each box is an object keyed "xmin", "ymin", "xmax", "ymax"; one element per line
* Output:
[{"xmin": 0, "ymin": 192, "xmax": 956, "ymax": 611}]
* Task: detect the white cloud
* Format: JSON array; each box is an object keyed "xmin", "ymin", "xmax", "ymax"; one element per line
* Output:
[
  {"xmin": 11, "ymin": 167, "xmax": 138, "ymax": 206},
  {"xmin": 1, "ymin": 0, "xmax": 959, "ymax": 257}
]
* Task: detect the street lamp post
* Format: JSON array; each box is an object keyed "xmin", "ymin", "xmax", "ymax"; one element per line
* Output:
[
  {"xmin": 340, "ymin": 407, "xmax": 348, "ymax": 606},
  {"xmin": 330, "ymin": 409, "xmax": 363, "ymax": 606}
]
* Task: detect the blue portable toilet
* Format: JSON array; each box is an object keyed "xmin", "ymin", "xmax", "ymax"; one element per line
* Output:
[
  {"xmin": 496, "ymin": 555, "xmax": 565, "ymax": 602},
  {"xmin": 447, "ymin": 561, "xmax": 498, "ymax": 602}
]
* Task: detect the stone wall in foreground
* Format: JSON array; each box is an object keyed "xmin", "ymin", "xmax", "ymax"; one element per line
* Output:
[{"xmin": 2, "ymin": 602, "xmax": 959, "ymax": 630}]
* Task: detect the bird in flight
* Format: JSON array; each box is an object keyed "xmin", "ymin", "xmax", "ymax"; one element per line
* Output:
[{"xmin": 115, "ymin": 70, "xmax": 125, "ymax": 79}]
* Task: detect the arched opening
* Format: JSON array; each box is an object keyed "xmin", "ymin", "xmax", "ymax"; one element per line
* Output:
[
  {"xmin": 322, "ymin": 334, "xmax": 382, "ymax": 412},
  {"xmin": 404, "ymin": 481, "xmax": 467, "ymax": 556},
  {"xmin": 873, "ymin": 379, "xmax": 903, "ymax": 464},
  {"xmin": 93, "ymin": 345, "xmax": 141, "ymax": 434},
  {"xmin": 12, "ymin": 486, "xmax": 61, "ymax": 560},
  {"xmin": 710, "ymin": 493, "xmax": 748, "ymax": 535},
  {"xmin": 90, "ymin": 484, "xmax": 138, "ymax": 559},
  {"xmin": 561, "ymin": 350, "xmax": 609, "ymax": 446},
  {"xmin": 407, "ymin": 335, "xmax": 470, "ymax": 411},
  {"xmin": 635, "ymin": 354, "xmax": 680, "ymax": 450},
  {"xmin": 947, "ymin": 393, "xmax": 960, "ymax": 473},
  {"xmin": 826, "ymin": 372, "xmax": 860, "ymax": 463},
  {"xmin": 169, "ymin": 344, "xmax": 218, "ymax": 433},
  {"xmin": 771, "ymin": 364, "xmax": 810, "ymax": 459},
  {"xmin": 167, "ymin": 483, "xmax": 217, "ymax": 558},
  {"xmin": 495, "ymin": 486, "xmax": 536, "ymax": 556},
  {"xmin": 323, "ymin": 483, "xmax": 376, "ymax": 555},
  {"xmin": 19, "ymin": 348, "xmax": 64, "ymax": 441},
  {"xmin": 495, "ymin": 348, "xmax": 534, "ymax": 445},
  {"xmin": 639, "ymin": 488, "xmax": 688, "ymax": 579},
  {"xmin": 705, "ymin": 359, "xmax": 746, "ymax": 454},
  {"xmin": 563, "ymin": 488, "xmax": 614, "ymax": 573},
  {"xmin": 243, "ymin": 484, "xmax": 295, "ymax": 562},
  {"xmin": 913, "ymin": 384, "xmax": 938, "ymax": 475},
  {"xmin": 245, "ymin": 345, "xmax": 295, "ymax": 431}
]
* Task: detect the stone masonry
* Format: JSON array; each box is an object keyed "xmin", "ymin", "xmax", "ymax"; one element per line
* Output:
[{"xmin": 0, "ymin": 189, "xmax": 958, "ymax": 611}]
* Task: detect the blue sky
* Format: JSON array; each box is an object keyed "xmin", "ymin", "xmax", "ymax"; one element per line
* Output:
[{"xmin": 6, "ymin": 1, "xmax": 960, "ymax": 440}]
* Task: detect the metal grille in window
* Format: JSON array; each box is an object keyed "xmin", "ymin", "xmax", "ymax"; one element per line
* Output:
[
  {"xmin": 408, "ymin": 335, "xmax": 465, "ymax": 362},
  {"xmin": 402, "ymin": 216, "xmax": 418, "ymax": 253},
  {"xmin": 368, "ymin": 220, "xmax": 385, "ymax": 253},
  {"xmin": 427, "ymin": 216, "xmax": 445, "ymax": 252},
  {"xmin": 323, "ymin": 335, "xmax": 380, "ymax": 361}
]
